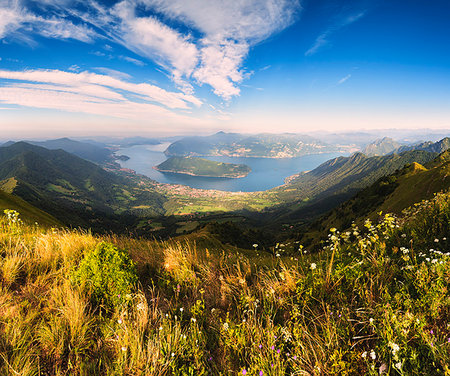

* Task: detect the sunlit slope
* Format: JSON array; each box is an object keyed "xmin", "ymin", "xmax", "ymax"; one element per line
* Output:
[
  {"xmin": 0, "ymin": 189, "xmax": 60, "ymax": 227},
  {"xmin": 297, "ymin": 150, "xmax": 450, "ymax": 247},
  {"xmin": 273, "ymin": 150, "xmax": 438, "ymax": 220}
]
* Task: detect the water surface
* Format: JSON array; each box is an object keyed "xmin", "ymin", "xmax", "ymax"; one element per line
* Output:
[{"xmin": 117, "ymin": 143, "xmax": 346, "ymax": 192}]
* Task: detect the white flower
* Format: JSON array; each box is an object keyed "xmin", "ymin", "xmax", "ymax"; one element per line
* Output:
[
  {"xmin": 361, "ymin": 351, "xmax": 367, "ymax": 358},
  {"xmin": 395, "ymin": 362, "xmax": 402, "ymax": 370},
  {"xmin": 369, "ymin": 318, "xmax": 374, "ymax": 324},
  {"xmin": 191, "ymin": 317, "xmax": 197, "ymax": 322},
  {"xmin": 434, "ymin": 238, "xmax": 439, "ymax": 242},
  {"xmin": 171, "ymin": 352, "xmax": 175, "ymax": 357},
  {"xmin": 117, "ymin": 318, "xmax": 123, "ymax": 324},
  {"xmin": 223, "ymin": 322, "xmax": 229, "ymax": 331},
  {"xmin": 390, "ymin": 342, "xmax": 400, "ymax": 354},
  {"xmin": 179, "ymin": 308, "xmax": 184, "ymax": 312},
  {"xmin": 252, "ymin": 244, "xmax": 258, "ymax": 248},
  {"xmin": 310, "ymin": 263, "xmax": 317, "ymax": 270},
  {"xmin": 121, "ymin": 346, "xmax": 127, "ymax": 352},
  {"xmin": 159, "ymin": 326, "xmax": 163, "ymax": 331},
  {"xmin": 137, "ymin": 303, "xmax": 146, "ymax": 311},
  {"xmin": 369, "ymin": 350, "xmax": 376, "ymax": 360}
]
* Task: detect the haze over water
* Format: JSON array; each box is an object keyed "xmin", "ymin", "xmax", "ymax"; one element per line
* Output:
[{"xmin": 117, "ymin": 144, "xmax": 347, "ymax": 192}]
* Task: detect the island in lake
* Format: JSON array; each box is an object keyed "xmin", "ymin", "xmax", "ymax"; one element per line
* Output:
[{"xmin": 154, "ymin": 156, "xmax": 251, "ymax": 178}]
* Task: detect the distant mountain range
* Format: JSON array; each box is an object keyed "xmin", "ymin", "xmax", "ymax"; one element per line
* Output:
[
  {"xmin": 1, "ymin": 137, "xmax": 113, "ymax": 164},
  {"xmin": 362, "ymin": 136, "xmax": 450, "ymax": 157},
  {"xmin": 362, "ymin": 137, "xmax": 403, "ymax": 156},
  {"xmin": 165, "ymin": 131, "xmax": 347, "ymax": 158}
]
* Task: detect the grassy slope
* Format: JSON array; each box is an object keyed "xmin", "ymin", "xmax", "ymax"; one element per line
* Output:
[
  {"xmin": 0, "ymin": 189, "xmax": 60, "ymax": 227},
  {"xmin": 0, "ymin": 191, "xmax": 449, "ymax": 375}
]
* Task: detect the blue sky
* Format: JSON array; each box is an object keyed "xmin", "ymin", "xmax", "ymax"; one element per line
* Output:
[{"xmin": 1, "ymin": 0, "xmax": 450, "ymax": 137}]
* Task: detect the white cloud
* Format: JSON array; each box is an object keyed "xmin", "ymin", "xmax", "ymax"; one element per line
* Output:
[
  {"xmin": 140, "ymin": 0, "xmax": 300, "ymax": 98},
  {"xmin": 306, "ymin": 11, "xmax": 366, "ymax": 56},
  {"xmin": 0, "ymin": 0, "xmax": 95, "ymax": 42},
  {"xmin": 111, "ymin": 0, "xmax": 198, "ymax": 92},
  {"xmin": 193, "ymin": 39, "xmax": 248, "ymax": 99},
  {"xmin": 0, "ymin": 68, "xmax": 203, "ymax": 122},
  {"xmin": 120, "ymin": 55, "xmax": 146, "ymax": 66},
  {"xmin": 141, "ymin": 0, "xmax": 299, "ymax": 43},
  {"xmin": 337, "ymin": 74, "xmax": 351, "ymax": 85},
  {"xmin": 0, "ymin": 0, "xmax": 300, "ymax": 100}
]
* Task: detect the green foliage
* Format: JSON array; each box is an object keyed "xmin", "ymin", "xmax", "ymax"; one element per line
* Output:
[
  {"xmin": 156, "ymin": 156, "xmax": 251, "ymax": 178},
  {"xmin": 72, "ymin": 242, "xmax": 138, "ymax": 308}
]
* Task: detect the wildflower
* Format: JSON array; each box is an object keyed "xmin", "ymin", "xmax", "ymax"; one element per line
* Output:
[
  {"xmin": 361, "ymin": 351, "xmax": 367, "ymax": 358},
  {"xmin": 401, "ymin": 234, "xmax": 407, "ymax": 238},
  {"xmin": 258, "ymin": 344, "xmax": 262, "ymax": 349},
  {"xmin": 121, "ymin": 346, "xmax": 127, "ymax": 352},
  {"xmin": 330, "ymin": 227, "xmax": 337, "ymax": 233},
  {"xmin": 293, "ymin": 355, "xmax": 297, "ymax": 360},
  {"xmin": 137, "ymin": 302, "xmax": 146, "ymax": 311},
  {"xmin": 242, "ymin": 369, "xmax": 247, "ymax": 375},
  {"xmin": 117, "ymin": 318, "xmax": 123, "ymax": 324},
  {"xmin": 390, "ymin": 342, "xmax": 400, "ymax": 354},
  {"xmin": 191, "ymin": 317, "xmax": 197, "ymax": 323},
  {"xmin": 434, "ymin": 238, "xmax": 439, "ymax": 242},
  {"xmin": 253, "ymin": 244, "xmax": 258, "ymax": 248},
  {"xmin": 277, "ymin": 349, "xmax": 281, "ymax": 354},
  {"xmin": 395, "ymin": 362, "xmax": 402, "ymax": 370},
  {"xmin": 179, "ymin": 307, "xmax": 184, "ymax": 312},
  {"xmin": 159, "ymin": 326, "xmax": 163, "ymax": 331},
  {"xmin": 369, "ymin": 350, "xmax": 376, "ymax": 360},
  {"xmin": 310, "ymin": 263, "xmax": 317, "ymax": 270},
  {"xmin": 276, "ymin": 253, "xmax": 280, "ymax": 257},
  {"xmin": 259, "ymin": 371, "xmax": 264, "ymax": 376},
  {"xmin": 171, "ymin": 352, "xmax": 175, "ymax": 357},
  {"xmin": 223, "ymin": 322, "xmax": 229, "ymax": 331}
]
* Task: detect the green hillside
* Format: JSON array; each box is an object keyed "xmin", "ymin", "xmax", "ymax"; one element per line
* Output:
[
  {"xmin": 273, "ymin": 150, "xmax": 438, "ymax": 220},
  {"xmin": 0, "ymin": 142, "xmax": 166, "ymax": 231},
  {"xmin": 0, "ymin": 189, "xmax": 60, "ymax": 227},
  {"xmin": 155, "ymin": 156, "xmax": 251, "ymax": 178},
  {"xmin": 294, "ymin": 150, "xmax": 450, "ymax": 249}
]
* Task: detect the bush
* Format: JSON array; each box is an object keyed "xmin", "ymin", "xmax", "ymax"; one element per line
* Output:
[{"xmin": 72, "ymin": 242, "xmax": 138, "ymax": 308}]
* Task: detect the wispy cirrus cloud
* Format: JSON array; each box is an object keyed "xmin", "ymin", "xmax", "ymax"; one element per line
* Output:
[
  {"xmin": 0, "ymin": 68, "xmax": 202, "ymax": 122},
  {"xmin": 305, "ymin": 11, "xmax": 367, "ymax": 56},
  {"xmin": 337, "ymin": 74, "xmax": 352, "ymax": 85},
  {"xmin": 0, "ymin": 0, "xmax": 300, "ymax": 100},
  {"xmin": 0, "ymin": 0, "xmax": 95, "ymax": 43}
]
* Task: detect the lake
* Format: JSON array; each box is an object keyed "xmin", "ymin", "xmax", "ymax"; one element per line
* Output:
[{"xmin": 117, "ymin": 143, "xmax": 347, "ymax": 192}]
